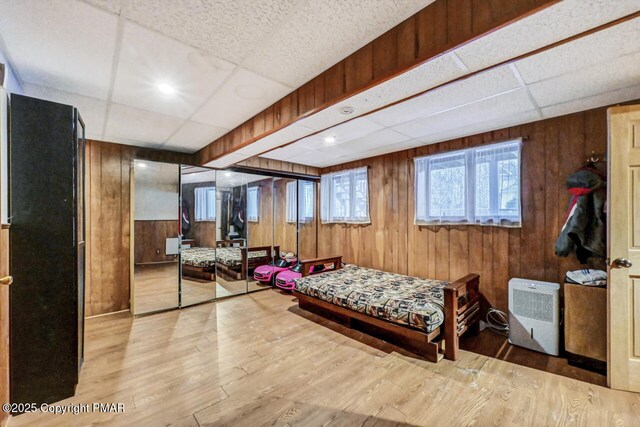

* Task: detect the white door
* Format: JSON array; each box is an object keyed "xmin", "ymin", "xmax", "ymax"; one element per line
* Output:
[{"xmin": 608, "ymin": 104, "xmax": 640, "ymax": 392}]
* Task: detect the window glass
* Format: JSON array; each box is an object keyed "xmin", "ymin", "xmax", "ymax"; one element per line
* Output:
[
  {"xmin": 320, "ymin": 167, "xmax": 370, "ymax": 224},
  {"xmin": 414, "ymin": 139, "xmax": 521, "ymax": 226}
]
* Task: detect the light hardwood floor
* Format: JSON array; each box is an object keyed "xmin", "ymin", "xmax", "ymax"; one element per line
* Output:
[{"xmin": 10, "ymin": 290, "xmax": 640, "ymax": 426}]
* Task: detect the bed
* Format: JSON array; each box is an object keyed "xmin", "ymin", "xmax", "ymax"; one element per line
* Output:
[
  {"xmin": 292, "ymin": 256, "xmax": 480, "ymax": 362},
  {"xmin": 181, "ymin": 244, "xmax": 280, "ymax": 281}
]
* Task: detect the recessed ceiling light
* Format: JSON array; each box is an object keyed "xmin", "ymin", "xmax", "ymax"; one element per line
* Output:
[
  {"xmin": 324, "ymin": 136, "xmax": 336, "ymax": 144},
  {"xmin": 339, "ymin": 106, "xmax": 355, "ymax": 115},
  {"xmin": 157, "ymin": 83, "xmax": 176, "ymax": 95}
]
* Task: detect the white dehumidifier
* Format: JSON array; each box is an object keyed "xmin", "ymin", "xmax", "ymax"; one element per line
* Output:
[{"xmin": 508, "ymin": 278, "xmax": 560, "ymax": 356}]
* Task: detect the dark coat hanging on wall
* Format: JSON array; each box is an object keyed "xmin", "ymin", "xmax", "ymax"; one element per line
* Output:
[{"xmin": 555, "ymin": 164, "xmax": 606, "ymax": 264}]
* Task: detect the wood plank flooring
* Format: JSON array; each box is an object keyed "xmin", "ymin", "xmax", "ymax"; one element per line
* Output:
[{"xmin": 10, "ymin": 290, "xmax": 640, "ymax": 426}]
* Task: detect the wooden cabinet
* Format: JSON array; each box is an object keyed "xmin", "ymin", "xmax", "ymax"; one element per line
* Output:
[
  {"xmin": 9, "ymin": 94, "xmax": 85, "ymax": 406},
  {"xmin": 564, "ymin": 283, "xmax": 607, "ymax": 364}
]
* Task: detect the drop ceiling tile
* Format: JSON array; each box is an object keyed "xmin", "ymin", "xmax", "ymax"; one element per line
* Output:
[
  {"xmin": 22, "ymin": 83, "xmax": 108, "ymax": 141},
  {"xmin": 287, "ymin": 151, "xmax": 350, "ymax": 168},
  {"xmin": 541, "ymin": 84, "xmax": 640, "ymax": 119},
  {"xmin": 415, "ymin": 109, "xmax": 543, "ymax": 147},
  {"xmin": 235, "ymin": 123, "xmax": 315, "ymax": 158},
  {"xmin": 296, "ymin": 118, "xmax": 383, "ymax": 150},
  {"xmin": 263, "ymin": 144, "xmax": 317, "ymax": 161},
  {"xmin": 122, "ymin": 0, "xmax": 299, "ymax": 65},
  {"xmin": 104, "ymin": 103, "xmax": 184, "ymax": 145},
  {"xmin": 164, "ymin": 121, "xmax": 229, "ymax": 152},
  {"xmin": 367, "ymin": 64, "xmax": 521, "ymax": 127},
  {"xmin": 515, "ymin": 18, "xmax": 640, "ymax": 84},
  {"xmin": 392, "ymin": 88, "xmax": 537, "ymax": 139},
  {"xmin": 528, "ymin": 50, "xmax": 640, "ymax": 107},
  {"xmin": 454, "ymin": 0, "xmax": 640, "ymax": 72},
  {"xmin": 191, "ymin": 67, "xmax": 292, "ymax": 129},
  {"xmin": 299, "ymin": 53, "xmax": 466, "ymax": 132},
  {"xmin": 0, "ymin": 0, "xmax": 118, "ymax": 99},
  {"xmin": 204, "ymin": 153, "xmax": 247, "ymax": 169},
  {"xmin": 243, "ymin": 0, "xmax": 433, "ymax": 87},
  {"xmin": 362, "ymin": 53, "xmax": 467, "ymax": 108},
  {"xmin": 112, "ymin": 22, "xmax": 236, "ymax": 119},
  {"xmin": 82, "ymin": 0, "xmax": 121, "ymax": 14},
  {"xmin": 335, "ymin": 128, "xmax": 411, "ymax": 155}
]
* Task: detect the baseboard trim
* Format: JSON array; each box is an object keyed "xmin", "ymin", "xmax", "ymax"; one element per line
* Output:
[{"xmin": 86, "ymin": 309, "xmax": 130, "ymax": 319}]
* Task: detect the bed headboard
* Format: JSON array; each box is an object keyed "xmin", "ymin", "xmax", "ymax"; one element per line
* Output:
[{"xmin": 217, "ymin": 239, "xmax": 245, "ymax": 248}]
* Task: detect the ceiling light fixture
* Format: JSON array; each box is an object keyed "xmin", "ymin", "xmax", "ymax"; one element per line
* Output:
[
  {"xmin": 324, "ymin": 136, "xmax": 337, "ymax": 144},
  {"xmin": 339, "ymin": 106, "xmax": 355, "ymax": 115},
  {"xmin": 157, "ymin": 83, "xmax": 176, "ymax": 95}
]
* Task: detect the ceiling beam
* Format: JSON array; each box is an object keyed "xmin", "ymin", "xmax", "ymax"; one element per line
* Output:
[{"xmin": 195, "ymin": 0, "xmax": 559, "ymax": 166}]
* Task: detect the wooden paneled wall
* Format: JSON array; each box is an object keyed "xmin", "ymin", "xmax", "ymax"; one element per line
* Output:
[
  {"xmin": 181, "ymin": 182, "xmax": 217, "ymax": 248},
  {"xmin": 134, "ymin": 220, "xmax": 180, "ymax": 263},
  {"xmin": 236, "ymin": 156, "xmax": 319, "ymax": 176},
  {"xmin": 274, "ymin": 178, "xmax": 298, "ymax": 255},
  {"xmin": 85, "ymin": 140, "xmax": 191, "ymax": 317},
  {"xmin": 247, "ymin": 179, "xmax": 274, "ymax": 247},
  {"xmin": 319, "ymin": 107, "xmax": 609, "ymax": 312},
  {"xmin": 196, "ymin": 0, "xmax": 557, "ymax": 164}
]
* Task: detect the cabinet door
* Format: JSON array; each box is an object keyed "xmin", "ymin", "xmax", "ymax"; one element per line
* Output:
[
  {"xmin": 0, "ymin": 86, "xmax": 10, "ymax": 427},
  {"xmin": 75, "ymin": 109, "xmax": 86, "ymax": 372}
]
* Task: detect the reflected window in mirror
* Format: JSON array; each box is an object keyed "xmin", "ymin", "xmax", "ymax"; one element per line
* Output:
[
  {"xmin": 194, "ymin": 186, "xmax": 216, "ymax": 221},
  {"xmin": 285, "ymin": 181, "xmax": 297, "ymax": 223},
  {"xmin": 247, "ymin": 186, "xmax": 259, "ymax": 222},
  {"xmin": 299, "ymin": 181, "xmax": 314, "ymax": 223}
]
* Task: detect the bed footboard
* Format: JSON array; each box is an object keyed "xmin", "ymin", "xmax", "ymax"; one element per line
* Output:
[
  {"xmin": 443, "ymin": 273, "xmax": 481, "ymax": 361},
  {"xmin": 300, "ymin": 256, "xmax": 342, "ymax": 277}
]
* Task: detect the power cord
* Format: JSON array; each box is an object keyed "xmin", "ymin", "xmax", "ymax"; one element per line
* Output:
[{"xmin": 479, "ymin": 308, "xmax": 510, "ymax": 337}]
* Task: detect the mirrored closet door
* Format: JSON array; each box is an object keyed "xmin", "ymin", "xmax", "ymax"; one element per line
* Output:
[
  {"xmin": 132, "ymin": 160, "xmax": 180, "ymax": 315},
  {"xmin": 246, "ymin": 173, "xmax": 275, "ymax": 292},
  {"xmin": 180, "ymin": 166, "xmax": 217, "ymax": 306},
  {"xmin": 215, "ymin": 171, "xmax": 249, "ymax": 297},
  {"xmin": 297, "ymin": 179, "xmax": 318, "ymax": 260}
]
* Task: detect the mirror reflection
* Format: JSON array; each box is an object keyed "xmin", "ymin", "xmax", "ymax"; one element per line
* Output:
[
  {"xmin": 271, "ymin": 178, "xmax": 300, "ymax": 290},
  {"xmin": 215, "ymin": 171, "xmax": 249, "ymax": 297},
  {"xmin": 179, "ymin": 166, "xmax": 217, "ymax": 306},
  {"xmin": 297, "ymin": 179, "xmax": 318, "ymax": 260},
  {"xmin": 246, "ymin": 174, "xmax": 275, "ymax": 292},
  {"xmin": 132, "ymin": 160, "xmax": 180, "ymax": 315}
]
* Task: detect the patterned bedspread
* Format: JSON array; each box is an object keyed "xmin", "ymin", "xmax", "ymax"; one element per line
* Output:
[
  {"xmin": 181, "ymin": 247, "xmax": 268, "ymax": 268},
  {"xmin": 294, "ymin": 265, "xmax": 448, "ymax": 333}
]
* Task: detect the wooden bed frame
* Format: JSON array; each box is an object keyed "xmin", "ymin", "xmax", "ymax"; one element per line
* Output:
[
  {"xmin": 182, "ymin": 242, "xmax": 281, "ymax": 281},
  {"xmin": 292, "ymin": 256, "xmax": 481, "ymax": 362}
]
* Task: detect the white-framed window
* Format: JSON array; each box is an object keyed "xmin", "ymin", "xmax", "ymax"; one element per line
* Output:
[
  {"xmin": 414, "ymin": 139, "xmax": 522, "ymax": 227},
  {"xmin": 247, "ymin": 186, "xmax": 259, "ymax": 222},
  {"xmin": 320, "ymin": 166, "xmax": 370, "ymax": 224},
  {"xmin": 285, "ymin": 181, "xmax": 297, "ymax": 223},
  {"xmin": 194, "ymin": 186, "xmax": 216, "ymax": 221}
]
